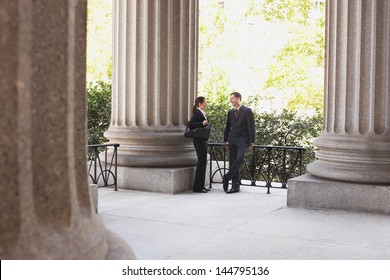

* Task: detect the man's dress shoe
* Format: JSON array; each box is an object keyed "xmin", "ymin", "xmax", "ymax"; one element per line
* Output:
[
  {"xmin": 226, "ymin": 188, "xmax": 239, "ymax": 194},
  {"xmin": 203, "ymin": 188, "xmax": 210, "ymax": 192}
]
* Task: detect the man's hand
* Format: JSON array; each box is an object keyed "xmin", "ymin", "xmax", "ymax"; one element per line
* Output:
[
  {"xmin": 224, "ymin": 142, "xmax": 229, "ymax": 149},
  {"xmin": 248, "ymin": 143, "xmax": 254, "ymax": 151}
]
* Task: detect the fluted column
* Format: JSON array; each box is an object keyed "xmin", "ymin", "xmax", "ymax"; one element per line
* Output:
[
  {"xmin": 308, "ymin": 0, "xmax": 390, "ymax": 184},
  {"xmin": 0, "ymin": 0, "xmax": 134, "ymax": 259},
  {"xmin": 288, "ymin": 0, "xmax": 390, "ymax": 214},
  {"xmin": 105, "ymin": 0, "xmax": 198, "ymax": 169}
]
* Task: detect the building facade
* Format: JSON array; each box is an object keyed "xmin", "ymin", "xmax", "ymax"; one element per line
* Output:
[{"xmin": 1, "ymin": 0, "xmax": 389, "ymax": 259}]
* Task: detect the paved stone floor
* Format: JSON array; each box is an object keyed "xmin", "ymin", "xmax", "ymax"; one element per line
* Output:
[{"xmin": 98, "ymin": 184, "xmax": 390, "ymax": 260}]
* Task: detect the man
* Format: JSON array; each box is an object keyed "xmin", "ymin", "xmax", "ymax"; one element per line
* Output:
[{"xmin": 223, "ymin": 92, "xmax": 256, "ymax": 194}]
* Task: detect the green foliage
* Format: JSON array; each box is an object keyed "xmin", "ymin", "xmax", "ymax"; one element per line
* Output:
[
  {"xmin": 87, "ymin": 81, "xmax": 111, "ymax": 145},
  {"xmin": 264, "ymin": 25, "xmax": 325, "ymax": 112},
  {"xmin": 200, "ymin": 0, "xmax": 326, "ymax": 115},
  {"xmin": 87, "ymin": 0, "xmax": 112, "ymax": 84},
  {"xmin": 207, "ymin": 104, "xmax": 229, "ymax": 144},
  {"xmin": 244, "ymin": 0, "xmax": 263, "ymax": 18},
  {"xmin": 260, "ymin": 0, "xmax": 313, "ymax": 25},
  {"xmin": 253, "ymin": 109, "xmax": 323, "ymax": 167},
  {"xmin": 199, "ymin": 1, "xmax": 227, "ymax": 50},
  {"xmin": 200, "ymin": 67, "xmax": 232, "ymax": 108},
  {"xmin": 260, "ymin": 0, "xmax": 326, "ymax": 113}
]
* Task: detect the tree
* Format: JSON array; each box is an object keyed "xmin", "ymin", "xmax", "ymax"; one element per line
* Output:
[
  {"xmin": 87, "ymin": 0, "xmax": 112, "ymax": 84},
  {"xmin": 257, "ymin": 0, "xmax": 326, "ymax": 113},
  {"xmin": 199, "ymin": 0, "xmax": 325, "ymax": 115},
  {"xmin": 259, "ymin": 0, "xmax": 313, "ymax": 24}
]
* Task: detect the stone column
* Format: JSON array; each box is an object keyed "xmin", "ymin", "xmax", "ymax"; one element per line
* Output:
[
  {"xmin": 288, "ymin": 0, "xmax": 390, "ymax": 213},
  {"xmin": 105, "ymin": 0, "xmax": 199, "ymax": 193},
  {"xmin": 0, "ymin": 0, "xmax": 134, "ymax": 259}
]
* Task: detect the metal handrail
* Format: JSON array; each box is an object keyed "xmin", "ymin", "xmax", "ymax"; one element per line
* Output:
[
  {"xmin": 87, "ymin": 143, "xmax": 120, "ymax": 191},
  {"xmin": 208, "ymin": 143, "xmax": 305, "ymax": 193}
]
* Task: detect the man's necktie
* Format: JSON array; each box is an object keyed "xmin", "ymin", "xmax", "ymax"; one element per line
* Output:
[{"xmin": 234, "ymin": 109, "xmax": 238, "ymax": 119}]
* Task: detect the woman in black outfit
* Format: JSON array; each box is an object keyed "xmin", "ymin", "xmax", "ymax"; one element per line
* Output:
[{"xmin": 188, "ymin": 96, "xmax": 210, "ymax": 193}]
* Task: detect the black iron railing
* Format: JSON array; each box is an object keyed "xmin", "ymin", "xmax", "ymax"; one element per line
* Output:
[
  {"xmin": 208, "ymin": 143, "xmax": 305, "ymax": 193},
  {"xmin": 87, "ymin": 143, "xmax": 119, "ymax": 191}
]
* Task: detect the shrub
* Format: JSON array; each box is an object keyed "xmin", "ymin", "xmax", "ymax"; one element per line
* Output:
[{"xmin": 87, "ymin": 80, "xmax": 111, "ymax": 145}]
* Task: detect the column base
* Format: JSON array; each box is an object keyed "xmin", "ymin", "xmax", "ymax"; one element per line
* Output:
[
  {"xmin": 105, "ymin": 230, "xmax": 136, "ymax": 260},
  {"xmin": 117, "ymin": 166, "xmax": 196, "ymax": 194},
  {"xmin": 287, "ymin": 174, "xmax": 390, "ymax": 214},
  {"xmin": 89, "ymin": 184, "xmax": 98, "ymax": 213}
]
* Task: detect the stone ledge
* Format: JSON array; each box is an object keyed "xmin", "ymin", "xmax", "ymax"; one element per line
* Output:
[
  {"xmin": 117, "ymin": 166, "xmax": 197, "ymax": 194},
  {"xmin": 287, "ymin": 174, "xmax": 390, "ymax": 214}
]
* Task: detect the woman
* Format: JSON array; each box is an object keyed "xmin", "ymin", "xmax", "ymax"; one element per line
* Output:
[{"xmin": 188, "ymin": 96, "xmax": 210, "ymax": 193}]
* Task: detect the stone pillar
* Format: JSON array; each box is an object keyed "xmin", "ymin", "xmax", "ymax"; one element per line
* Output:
[
  {"xmin": 0, "ymin": 0, "xmax": 135, "ymax": 259},
  {"xmin": 288, "ymin": 0, "xmax": 390, "ymax": 213},
  {"xmin": 105, "ymin": 0, "xmax": 199, "ymax": 193}
]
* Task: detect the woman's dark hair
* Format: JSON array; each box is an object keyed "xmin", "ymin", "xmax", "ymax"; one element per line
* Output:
[{"xmin": 192, "ymin": 96, "xmax": 206, "ymax": 114}]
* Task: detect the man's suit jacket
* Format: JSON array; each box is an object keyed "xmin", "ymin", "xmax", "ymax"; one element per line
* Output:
[{"xmin": 224, "ymin": 105, "xmax": 256, "ymax": 148}]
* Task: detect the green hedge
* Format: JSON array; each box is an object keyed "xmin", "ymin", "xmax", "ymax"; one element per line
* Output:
[{"xmin": 87, "ymin": 80, "xmax": 111, "ymax": 145}]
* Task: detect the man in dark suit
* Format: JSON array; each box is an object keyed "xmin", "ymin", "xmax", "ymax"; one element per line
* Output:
[{"xmin": 223, "ymin": 92, "xmax": 256, "ymax": 193}]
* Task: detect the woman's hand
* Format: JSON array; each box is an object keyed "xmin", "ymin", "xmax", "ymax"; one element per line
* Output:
[{"xmin": 203, "ymin": 120, "xmax": 209, "ymax": 126}]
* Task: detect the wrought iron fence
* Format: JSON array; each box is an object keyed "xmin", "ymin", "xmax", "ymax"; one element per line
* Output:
[
  {"xmin": 87, "ymin": 143, "xmax": 119, "ymax": 191},
  {"xmin": 208, "ymin": 143, "xmax": 305, "ymax": 193}
]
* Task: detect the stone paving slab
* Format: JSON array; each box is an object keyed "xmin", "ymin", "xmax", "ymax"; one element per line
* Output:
[{"xmin": 98, "ymin": 185, "xmax": 390, "ymax": 260}]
